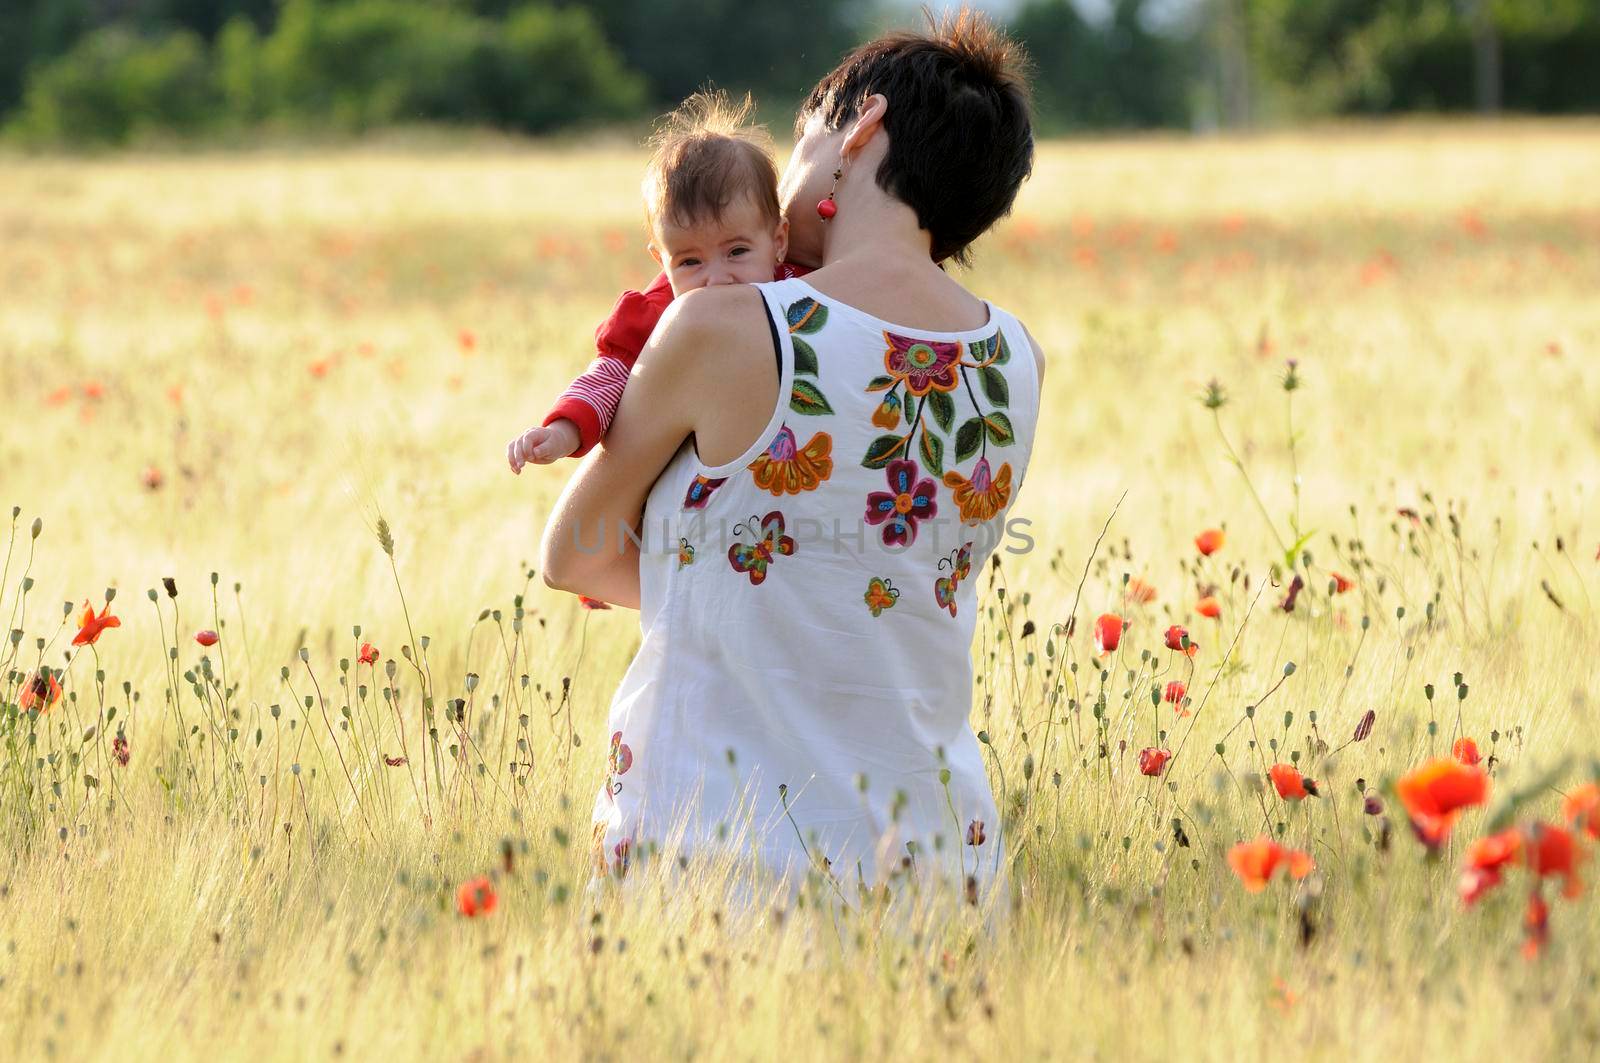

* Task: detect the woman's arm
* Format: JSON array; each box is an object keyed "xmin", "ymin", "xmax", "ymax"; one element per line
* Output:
[{"xmin": 538, "ymin": 285, "xmax": 776, "ymax": 607}]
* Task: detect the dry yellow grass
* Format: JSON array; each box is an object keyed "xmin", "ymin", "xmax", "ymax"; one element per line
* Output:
[{"xmin": 3, "ymin": 120, "xmax": 1600, "ymax": 1060}]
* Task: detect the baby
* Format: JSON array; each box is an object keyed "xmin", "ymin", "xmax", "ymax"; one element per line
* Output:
[{"xmin": 506, "ymin": 91, "xmax": 811, "ymax": 471}]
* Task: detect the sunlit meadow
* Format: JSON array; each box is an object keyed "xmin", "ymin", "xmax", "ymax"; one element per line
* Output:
[{"xmin": 4, "ymin": 120, "xmax": 1600, "ymax": 1059}]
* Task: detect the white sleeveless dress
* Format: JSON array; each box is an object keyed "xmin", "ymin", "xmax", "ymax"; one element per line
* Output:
[{"xmin": 589, "ymin": 277, "xmax": 1041, "ymax": 901}]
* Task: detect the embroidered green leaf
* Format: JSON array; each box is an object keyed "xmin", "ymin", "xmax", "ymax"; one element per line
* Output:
[
  {"xmin": 786, "ymin": 298, "xmax": 827, "ymax": 334},
  {"xmin": 790, "ymin": 379, "xmax": 834, "ymax": 416},
  {"xmin": 955, "ymin": 417, "xmax": 984, "ymax": 463},
  {"xmin": 983, "ymin": 411, "xmax": 1016, "ymax": 447},
  {"xmin": 979, "ymin": 365, "xmax": 1010, "ymax": 408},
  {"xmin": 792, "ymin": 337, "xmax": 818, "ymax": 376},
  {"xmin": 865, "ymin": 374, "xmax": 896, "ymax": 393},
  {"xmin": 919, "ymin": 427, "xmax": 944, "ymax": 477},
  {"xmin": 928, "ymin": 389, "xmax": 955, "ymax": 433},
  {"xmin": 862, "ymin": 433, "xmax": 909, "ymax": 469},
  {"xmin": 992, "ymin": 330, "xmax": 1011, "ymax": 364}
]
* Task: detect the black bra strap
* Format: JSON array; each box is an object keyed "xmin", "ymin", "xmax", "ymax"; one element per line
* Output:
[{"xmin": 762, "ymin": 295, "xmax": 782, "ymax": 374}]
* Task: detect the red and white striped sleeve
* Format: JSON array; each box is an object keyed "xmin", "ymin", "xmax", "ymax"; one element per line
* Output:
[{"xmin": 542, "ymin": 356, "xmax": 633, "ymax": 459}]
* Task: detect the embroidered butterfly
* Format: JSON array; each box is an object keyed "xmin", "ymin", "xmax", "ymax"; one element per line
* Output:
[
  {"xmin": 934, "ymin": 542, "xmax": 974, "ymax": 617},
  {"xmin": 677, "ymin": 537, "xmax": 695, "ymax": 569},
  {"xmin": 864, "ymin": 576, "xmax": 900, "ymax": 617},
  {"xmin": 683, "ymin": 474, "xmax": 727, "ymax": 510},
  {"xmin": 727, "ymin": 511, "xmax": 797, "ymax": 585}
]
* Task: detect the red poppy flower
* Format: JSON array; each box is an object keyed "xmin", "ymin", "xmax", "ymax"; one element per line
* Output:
[
  {"xmin": 1396, "ymin": 757, "xmax": 1490, "ymax": 847},
  {"xmin": 113, "ymin": 734, "xmax": 130, "ymax": 766},
  {"xmin": 384, "ymin": 754, "xmax": 407, "ymax": 767},
  {"xmin": 1269, "ymin": 763, "xmax": 1318, "ymax": 800},
  {"xmin": 1227, "ymin": 836, "xmax": 1314, "ymax": 892},
  {"xmin": 1164, "ymin": 624, "xmax": 1198, "ymax": 657},
  {"xmin": 1561, "ymin": 783, "xmax": 1600, "ymax": 839},
  {"xmin": 1127, "ymin": 577, "xmax": 1157, "ymax": 605},
  {"xmin": 1094, "ymin": 614, "xmax": 1123, "ymax": 654},
  {"xmin": 195, "ymin": 629, "xmax": 219, "ymax": 647},
  {"xmin": 1459, "ymin": 828, "xmax": 1522, "ymax": 906},
  {"xmin": 1195, "ymin": 596, "xmax": 1221, "ymax": 619},
  {"xmin": 358, "ymin": 642, "xmax": 380, "ymax": 665},
  {"xmin": 1523, "ymin": 890, "xmax": 1549, "ymax": 960},
  {"xmin": 72, "ymin": 600, "xmax": 120, "ymax": 647},
  {"xmin": 1452, "ymin": 737, "xmax": 1481, "ymax": 766},
  {"xmin": 1163, "ymin": 680, "xmax": 1188, "ymax": 716},
  {"xmin": 578, "ymin": 595, "xmax": 610, "ymax": 610},
  {"xmin": 141, "ymin": 466, "xmax": 164, "ymax": 490},
  {"xmin": 1195, "ymin": 528, "xmax": 1225, "ymax": 556},
  {"xmin": 458, "ymin": 328, "xmax": 477, "ymax": 354},
  {"xmin": 456, "ymin": 875, "xmax": 497, "ymax": 917},
  {"xmin": 19, "ymin": 670, "xmax": 62, "ymax": 712},
  {"xmin": 1523, "ymin": 822, "xmax": 1586, "ymax": 900},
  {"xmin": 1330, "ymin": 572, "xmax": 1355, "ymax": 594},
  {"xmin": 1139, "ymin": 747, "xmax": 1171, "ymax": 777}
]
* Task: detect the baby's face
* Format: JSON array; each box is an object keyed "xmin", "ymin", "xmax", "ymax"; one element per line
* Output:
[{"xmin": 651, "ymin": 196, "xmax": 788, "ymax": 297}]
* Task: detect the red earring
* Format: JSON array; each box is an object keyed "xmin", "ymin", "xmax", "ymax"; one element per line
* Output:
[{"xmin": 816, "ymin": 167, "xmax": 843, "ymax": 220}]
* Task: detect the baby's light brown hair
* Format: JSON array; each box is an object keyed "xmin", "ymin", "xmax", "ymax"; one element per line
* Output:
[{"xmin": 642, "ymin": 90, "xmax": 781, "ymax": 233}]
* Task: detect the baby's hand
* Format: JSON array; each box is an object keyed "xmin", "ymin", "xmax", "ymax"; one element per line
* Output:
[{"xmin": 507, "ymin": 420, "xmax": 581, "ymax": 472}]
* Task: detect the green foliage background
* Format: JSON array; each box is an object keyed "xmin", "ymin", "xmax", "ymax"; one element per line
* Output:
[{"xmin": 0, "ymin": 0, "xmax": 1597, "ymax": 146}]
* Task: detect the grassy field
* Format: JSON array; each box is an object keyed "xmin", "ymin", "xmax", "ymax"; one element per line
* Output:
[{"xmin": 4, "ymin": 119, "xmax": 1600, "ymax": 1059}]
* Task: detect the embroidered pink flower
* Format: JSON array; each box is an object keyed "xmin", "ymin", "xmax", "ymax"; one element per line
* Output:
[
  {"xmin": 865, "ymin": 459, "xmax": 938, "ymax": 547},
  {"xmin": 748, "ymin": 424, "xmax": 833, "ymax": 495},
  {"xmin": 942, "ymin": 456, "xmax": 1013, "ymax": 524},
  {"xmin": 683, "ymin": 474, "xmax": 727, "ymax": 510},
  {"xmin": 883, "ymin": 332, "xmax": 961, "ymax": 396}
]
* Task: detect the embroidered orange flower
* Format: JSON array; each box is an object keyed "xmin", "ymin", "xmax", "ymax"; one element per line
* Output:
[
  {"xmin": 871, "ymin": 393, "xmax": 901, "ymax": 429},
  {"xmin": 1459, "ymin": 828, "xmax": 1522, "ymax": 907},
  {"xmin": 1138, "ymin": 747, "xmax": 1171, "ymax": 777},
  {"xmin": 1127, "ymin": 577, "xmax": 1157, "ymax": 605},
  {"xmin": 1094, "ymin": 614, "xmax": 1123, "ymax": 654},
  {"xmin": 1195, "ymin": 528, "xmax": 1225, "ymax": 556},
  {"xmin": 1227, "ymin": 836, "xmax": 1313, "ymax": 892},
  {"xmin": 1269, "ymin": 763, "xmax": 1318, "ymax": 800},
  {"xmin": 1561, "ymin": 782, "xmax": 1600, "ymax": 839},
  {"xmin": 19, "ymin": 670, "xmax": 62, "ymax": 712},
  {"xmin": 358, "ymin": 642, "xmax": 379, "ymax": 665},
  {"xmin": 1396, "ymin": 757, "xmax": 1490, "ymax": 847},
  {"xmin": 748, "ymin": 425, "xmax": 833, "ymax": 496},
  {"xmin": 195, "ymin": 629, "xmax": 219, "ymax": 647},
  {"xmin": 456, "ymin": 875, "xmax": 497, "ymax": 917},
  {"xmin": 1453, "ymin": 737, "xmax": 1481, "ymax": 766},
  {"xmin": 1196, "ymin": 596, "xmax": 1221, "ymax": 619},
  {"xmin": 1164, "ymin": 624, "xmax": 1198, "ymax": 657},
  {"xmin": 943, "ymin": 457, "xmax": 1013, "ymax": 524},
  {"xmin": 72, "ymin": 600, "xmax": 120, "ymax": 647}
]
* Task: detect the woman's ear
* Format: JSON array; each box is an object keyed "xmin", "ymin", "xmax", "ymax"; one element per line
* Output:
[
  {"xmin": 773, "ymin": 217, "xmax": 790, "ymax": 265},
  {"xmin": 841, "ymin": 93, "xmax": 888, "ymax": 160}
]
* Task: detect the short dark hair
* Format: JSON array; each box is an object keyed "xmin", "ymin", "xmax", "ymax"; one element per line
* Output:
[
  {"xmin": 643, "ymin": 90, "xmax": 781, "ymax": 233},
  {"xmin": 798, "ymin": 8, "xmax": 1033, "ymax": 265}
]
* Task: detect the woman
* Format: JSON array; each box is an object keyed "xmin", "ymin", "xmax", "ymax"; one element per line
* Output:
[{"xmin": 541, "ymin": 12, "xmax": 1044, "ymax": 904}]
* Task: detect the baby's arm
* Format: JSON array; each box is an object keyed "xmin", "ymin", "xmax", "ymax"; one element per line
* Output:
[{"xmin": 507, "ymin": 276, "xmax": 672, "ymax": 473}]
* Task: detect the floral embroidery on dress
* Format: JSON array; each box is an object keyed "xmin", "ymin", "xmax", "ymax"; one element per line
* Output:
[
  {"xmin": 683, "ymin": 474, "xmax": 727, "ymax": 510},
  {"xmin": 943, "ymin": 455, "xmax": 1013, "ymax": 524},
  {"xmin": 786, "ymin": 297, "xmax": 835, "ymax": 416},
  {"xmin": 728, "ymin": 510, "xmax": 797, "ymax": 585},
  {"xmin": 677, "ymin": 537, "xmax": 696, "ymax": 569},
  {"xmin": 748, "ymin": 424, "xmax": 833, "ymax": 495},
  {"xmin": 862, "ymin": 326, "xmax": 1014, "ymax": 489},
  {"xmin": 934, "ymin": 542, "xmax": 974, "ymax": 617},
  {"xmin": 606, "ymin": 730, "xmax": 633, "ymax": 799},
  {"xmin": 864, "ymin": 576, "xmax": 901, "ymax": 617},
  {"xmin": 864, "ymin": 459, "xmax": 938, "ymax": 547}
]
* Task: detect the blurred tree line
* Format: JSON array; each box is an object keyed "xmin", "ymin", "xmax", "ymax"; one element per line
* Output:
[{"xmin": 0, "ymin": 0, "xmax": 1597, "ymax": 146}]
